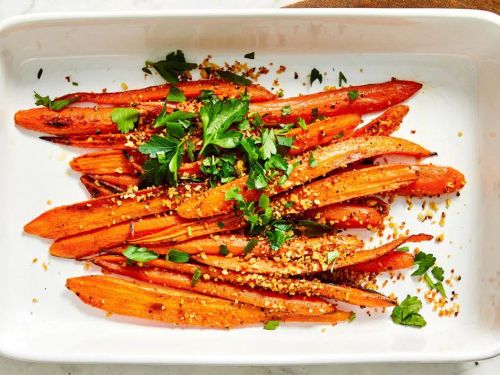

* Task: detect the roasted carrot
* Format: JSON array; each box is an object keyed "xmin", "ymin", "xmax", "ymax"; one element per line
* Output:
[
  {"xmin": 24, "ymin": 184, "xmax": 204, "ymax": 239},
  {"xmin": 352, "ymin": 104, "xmax": 409, "ymax": 137},
  {"xmin": 56, "ymin": 79, "xmax": 276, "ymax": 105},
  {"xmin": 40, "ymin": 131, "xmax": 154, "ymax": 150},
  {"xmin": 272, "ymin": 164, "xmax": 420, "ymax": 216},
  {"xmin": 349, "ymin": 252, "xmax": 415, "ymax": 273},
  {"xmin": 191, "ymin": 234, "xmax": 431, "ymax": 276},
  {"xmin": 67, "ymin": 275, "xmax": 353, "ymax": 327},
  {"xmin": 249, "ymin": 80, "xmax": 422, "ymax": 125},
  {"xmin": 177, "ymin": 136, "xmax": 434, "ymax": 219},
  {"xmin": 395, "ymin": 165, "xmax": 466, "ymax": 196},
  {"xmin": 89, "ymin": 174, "xmax": 141, "ymax": 190},
  {"xmin": 80, "ymin": 175, "xmax": 118, "ymax": 198},
  {"xmin": 305, "ymin": 203, "xmax": 385, "ymax": 229},
  {"xmin": 93, "ymin": 258, "xmax": 335, "ymax": 315},
  {"xmin": 99, "ymin": 257, "xmax": 395, "ymax": 308},
  {"xmin": 285, "ymin": 114, "xmax": 361, "ymax": 155},
  {"xmin": 50, "ymin": 214, "xmax": 185, "ymax": 259},
  {"xmin": 71, "ymin": 150, "xmax": 139, "ymax": 175}
]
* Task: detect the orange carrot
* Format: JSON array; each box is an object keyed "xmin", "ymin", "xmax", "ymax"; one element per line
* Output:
[
  {"xmin": 50, "ymin": 214, "xmax": 185, "ymax": 259},
  {"xmin": 285, "ymin": 114, "xmax": 361, "ymax": 155},
  {"xmin": 272, "ymin": 164, "xmax": 420, "ymax": 216},
  {"xmin": 80, "ymin": 175, "xmax": 118, "ymax": 198},
  {"xmin": 89, "ymin": 174, "xmax": 141, "ymax": 189},
  {"xmin": 349, "ymin": 252, "xmax": 415, "ymax": 273},
  {"xmin": 305, "ymin": 203, "xmax": 385, "ymax": 229},
  {"xmin": 56, "ymin": 79, "xmax": 276, "ymax": 105},
  {"xmin": 352, "ymin": 104, "xmax": 409, "ymax": 137},
  {"xmin": 40, "ymin": 131, "xmax": 154, "ymax": 149},
  {"xmin": 93, "ymin": 258, "xmax": 335, "ymax": 315},
  {"xmin": 395, "ymin": 165, "xmax": 466, "ymax": 196},
  {"xmin": 71, "ymin": 150, "xmax": 139, "ymax": 175},
  {"xmin": 24, "ymin": 184, "xmax": 204, "ymax": 239},
  {"xmin": 249, "ymin": 80, "xmax": 422, "ymax": 125},
  {"xmin": 177, "ymin": 136, "xmax": 434, "ymax": 219}
]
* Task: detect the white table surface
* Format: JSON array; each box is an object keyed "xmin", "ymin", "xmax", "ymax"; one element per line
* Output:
[{"xmin": 0, "ymin": 1, "xmax": 498, "ymax": 373}]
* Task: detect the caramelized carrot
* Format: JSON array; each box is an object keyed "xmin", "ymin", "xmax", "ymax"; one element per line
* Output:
[
  {"xmin": 285, "ymin": 114, "xmax": 361, "ymax": 155},
  {"xmin": 249, "ymin": 80, "xmax": 422, "ymax": 125},
  {"xmin": 71, "ymin": 150, "xmax": 139, "ymax": 175},
  {"xmin": 305, "ymin": 203, "xmax": 385, "ymax": 228},
  {"xmin": 98, "ymin": 256, "xmax": 395, "ymax": 308},
  {"xmin": 40, "ymin": 131, "xmax": 153, "ymax": 150},
  {"xmin": 177, "ymin": 136, "xmax": 434, "ymax": 219},
  {"xmin": 89, "ymin": 174, "xmax": 141, "ymax": 189},
  {"xmin": 352, "ymin": 104, "xmax": 409, "ymax": 137},
  {"xmin": 395, "ymin": 165, "xmax": 466, "ymax": 196},
  {"xmin": 272, "ymin": 164, "xmax": 419, "ymax": 216},
  {"xmin": 24, "ymin": 184, "xmax": 204, "ymax": 239},
  {"xmin": 93, "ymin": 258, "xmax": 335, "ymax": 315},
  {"xmin": 80, "ymin": 175, "xmax": 118, "ymax": 198},
  {"xmin": 56, "ymin": 79, "xmax": 276, "ymax": 105},
  {"xmin": 349, "ymin": 252, "xmax": 415, "ymax": 273},
  {"xmin": 50, "ymin": 214, "xmax": 185, "ymax": 259}
]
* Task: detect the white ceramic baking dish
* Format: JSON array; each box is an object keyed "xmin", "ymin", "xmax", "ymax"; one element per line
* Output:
[{"xmin": 0, "ymin": 9, "xmax": 498, "ymax": 364}]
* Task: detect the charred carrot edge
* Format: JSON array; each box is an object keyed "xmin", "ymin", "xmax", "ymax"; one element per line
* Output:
[
  {"xmin": 349, "ymin": 252, "xmax": 415, "ymax": 273},
  {"xmin": 97, "ymin": 256, "xmax": 394, "ymax": 308},
  {"xmin": 50, "ymin": 214, "xmax": 185, "ymax": 259},
  {"xmin": 89, "ymin": 174, "xmax": 141, "ymax": 190},
  {"xmin": 56, "ymin": 79, "xmax": 276, "ymax": 105},
  {"xmin": 286, "ymin": 114, "xmax": 361, "ymax": 155},
  {"xmin": 273, "ymin": 164, "xmax": 419, "ymax": 216},
  {"xmin": 249, "ymin": 79, "xmax": 422, "ymax": 125},
  {"xmin": 67, "ymin": 275, "xmax": 352, "ymax": 327},
  {"xmin": 40, "ymin": 131, "xmax": 154, "ymax": 150},
  {"xmin": 352, "ymin": 104, "xmax": 409, "ymax": 137},
  {"xmin": 190, "ymin": 234, "xmax": 431, "ymax": 276},
  {"xmin": 24, "ymin": 183, "xmax": 205, "ymax": 239},
  {"xmin": 177, "ymin": 136, "xmax": 434, "ymax": 219},
  {"xmin": 395, "ymin": 165, "xmax": 466, "ymax": 196},
  {"xmin": 93, "ymin": 258, "xmax": 335, "ymax": 315},
  {"xmin": 80, "ymin": 175, "xmax": 119, "ymax": 198}
]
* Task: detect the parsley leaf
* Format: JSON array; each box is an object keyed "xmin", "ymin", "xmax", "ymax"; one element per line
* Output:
[
  {"xmin": 216, "ymin": 70, "xmax": 252, "ymax": 86},
  {"xmin": 259, "ymin": 129, "xmax": 277, "ymax": 160},
  {"xmin": 111, "ymin": 108, "xmax": 140, "ymax": 133},
  {"xmin": 294, "ymin": 220, "xmax": 333, "ymax": 237},
  {"xmin": 145, "ymin": 50, "xmax": 197, "ymax": 84},
  {"xmin": 397, "ymin": 246, "xmax": 410, "ymax": 252},
  {"xmin": 34, "ymin": 91, "xmax": 78, "ymax": 112},
  {"xmin": 201, "ymin": 155, "xmax": 238, "ymax": 186},
  {"xmin": 310, "ymin": 68, "xmax": 323, "ymax": 85},
  {"xmin": 338, "ymin": 71, "xmax": 347, "ymax": 87},
  {"xmin": 411, "ymin": 251, "xmax": 436, "ymax": 276},
  {"xmin": 191, "ymin": 268, "xmax": 202, "ymax": 286},
  {"xmin": 391, "ymin": 295, "xmax": 427, "ymax": 328},
  {"xmin": 123, "ymin": 245, "xmax": 159, "ymax": 263},
  {"xmin": 200, "ymin": 97, "xmax": 248, "ymax": 154},
  {"xmin": 244, "ymin": 52, "xmax": 255, "ymax": 59},
  {"xmin": 276, "ymin": 136, "xmax": 294, "ymax": 148},
  {"xmin": 308, "ymin": 152, "xmax": 317, "ymax": 167},
  {"xmin": 243, "ymin": 238, "xmax": 259, "ymax": 255},
  {"xmin": 167, "ymin": 250, "xmax": 190, "ymax": 263},
  {"xmin": 139, "ymin": 135, "xmax": 184, "ymax": 186},
  {"xmin": 432, "ymin": 266, "xmax": 445, "ymax": 282},
  {"xmin": 281, "ymin": 105, "xmax": 292, "ymax": 116},
  {"xmin": 154, "ymin": 108, "xmax": 195, "ymax": 129},
  {"xmin": 247, "ymin": 163, "xmax": 268, "ymax": 190},
  {"xmin": 167, "ymin": 85, "xmax": 186, "ymax": 102},
  {"xmin": 219, "ymin": 244, "xmax": 229, "ymax": 256},
  {"xmin": 348, "ymin": 90, "xmax": 359, "ymax": 101},
  {"xmin": 264, "ymin": 320, "xmax": 280, "ymax": 330}
]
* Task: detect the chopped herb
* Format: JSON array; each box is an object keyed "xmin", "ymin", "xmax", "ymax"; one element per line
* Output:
[
  {"xmin": 263, "ymin": 320, "xmax": 280, "ymax": 330},
  {"xmin": 276, "ymin": 135, "xmax": 294, "ymax": 148},
  {"xmin": 348, "ymin": 312, "xmax": 356, "ymax": 322},
  {"xmin": 200, "ymin": 155, "xmax": 238, "ymax": 186},
  {"xmin": 391, "ymin": 295, "xmax": 427, "ymax": 328},
  {"xmin": 191, "ymin": 268, "xmax": 202, "ymax": 286},
  {"xmin": 325, "ymin": 250, "xmax": 339, "ymax": 271},
  {"xmin": 219, "ymin": 244, "xmax": 229, "ymax": 256},
  {"xmin": 167, "ymin": 250, "xmax": 190, "ymax": 263},
  {"xmin": 424, "ymin": 273, "xmax": 435, "ymax": 289},
  {"xmin": 294, "ymin": 220, "xmax": 333, "ymax": 237},
  {"xmin": 154, "ymin": 107, "xmax": 195, "ymax": 129},
  {"xmin": 72, "ymin": 82, "xmax": 79, "ymax": 86},
  {"xmin": 186, "ymin": 139, "xmax": 196, "ymax": 161},
  {"xmin": 144, "ymin": 50, "xmax": 197, "ymax": 83},
  {"xmin": 243, "ymin": 238, "xmax": 259, "ymax": 255},
  {"xmin": 396, "ymin": 246, "xmax": 410, "ymax": 252},
  {"xmin": 258, "ymin": 193, "xmax": 270, "ymax": 209},
  {"xmin": 34, "ymin": 91, "xmax": 78, "ymax": 112},
  {"xmin": 198, "ymin": 89, "xmax": 218, "ymax": 104},
  {"xmin": 266, "ymin": 222, "xmax": 294, "ymax": 251},
  {"xmin": 348, "ymin": 90, "xmax": 359, "ymax": 101},
  {"xmin": 281, "ymin": 105, "xmax": 292, "ymax": 116},
  {"xmin": 338, "ymin": 71, "xmax": 347, "ymax": 86},
  {"xmin": 247, "ymin": 163, "xmax": 268, "ymax": 190},
  {"xmin": 297, "ymin": 117, "xmax": 307, "ymax": 130},
  {"xmin": 123, "ymin": 245, "xmax": 158, "ymax": 263},
  {"xmin": 259, "ymin": 129, "xmax": 277, "ymax": 160},
  {"xmin": 432, "ymin": 266, "xmax": 445, "ymax": 281},
  {"xmin": 216, "ymin": 70, "xmax": 252, "ymax": 86},
  {"xmin": 308, "ymin": 152, "xmax": 317, "ymax": 167},
  {"xmin": 284, "ymin": 201, "xmax": 295, "ymax": 208},
  {"xmin": 142, "ymin": 67, "xmax": 152, "ymax": 75},
  {"xmin": 111, "ymin": 108, "xmax": 140, "ymax": 133},
  {"xmin": 37, "ymin": 68, "xmax": 43, "ymax": 79},
  {"xmin": 238, "ymin": 119, "xmax": 251, "ymax": 131},
  {"xmin": 411, "ymin": 251, "xmax": 436, "ymax": 276},
  {"xmin": 244, "ymin": 52, "xmax": 255, "ymax": 59},
  {"xmin": 200, "ymin": 97, "xmax": 248, "ymax": 154},
  {"xmin": 335, "ymin": 131, "xmax": 344, "ymax": 139},
  {"xmin": 435, "ymin": 281, "xmax": 447, "ymax": 298},
  {"xmin": 217, "ymin": 221, "xmax": 225, "ymax": 228},
  {"xmin": 310, "ymin": 68, "xmax": 323, "ymax": 85},
  {"xmin": 167, "ymin": 85, "xmax": 186, "ymax": 102}
]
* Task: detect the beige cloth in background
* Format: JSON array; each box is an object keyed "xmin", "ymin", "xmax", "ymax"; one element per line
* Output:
[{"xmin": 285, "ymin": 0, "xmax": 499, "ymax": 13}]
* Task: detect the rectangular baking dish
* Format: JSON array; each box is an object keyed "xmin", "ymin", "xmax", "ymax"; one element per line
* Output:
[{"xmin": 0, "ymin": 9, "xmax": 498, "ymax": 364}]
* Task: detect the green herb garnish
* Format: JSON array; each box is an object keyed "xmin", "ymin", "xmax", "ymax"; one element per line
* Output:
[
  {"xmin": 219, "ymin": 245, "xmax": 229, "ymax": 256},
  {"xmin": 391, "ymin": 295, "xmax": 427, "ymax": 328},
  {"xmin": 167, "ymin": 85, "xmax": 186, "ymax": 102},
  {"xmin": 201, "ymin": 155, "xmax": 238, "ymax": 186},
  {"xmin": 310, "ymin": 68, "xmax": 322, "ymax": 85},
  {"xmin": 123, "ymin": 245, "xmax": 159, "ymax": 263},
  {"xmin": 216, "ymin": 70, "xmax": 252, "ymax": 86},
  {"xmin": 411, "ymin": 251, "xmax": 436, "ymax": 276},
  {"xmin": 244, "ymin": 52, "xmax": 255, "ymax": 59},
  {"xmin": 338, "ymin": 71, "xmax": 347, "ymax": 86},
  {"xmin": 308, "ymin": 152, "xmax": 317, "ymax": 167},
  {"xmin": 243, "ymin": 238, "xmax": 259, "ymax": 255},
  {"xmin": 396, "ymin": 246, "xmax": 410, "ymax": 252},
  {"xmin": 264, "ymin": 320, "xmax": 280, "ymax": 330},
  {"xmin": 139, "ymin": 135, "xmax": 184, "ymax": 186},
  {"xmin": 297, "ymin": 117, "xmax": 307, "ymax": 130},
  {"xmin": 281, "ymin": 105, "xmax": 292, "ymax": 116},
  {"xmin": 144, "ymin": 50, "xmax": 197, "ymax": 83},
  {"xmin": 191, "ymin": 269, "xmax": 202, "ymax": 286},
  {"xmin": 167, "ymin": 250, "xmax": 190, "ymax": 263},
  {"xmin": 34, "ymin": 91, "xmax": 78, "ymax": 112},
  {"xmin": 111, "ymin": 108, "xmax": 140, "ymax": 133},
  {"xmin": 348, "ymin": 90, "xmax": 359, "ymax": 101}
]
